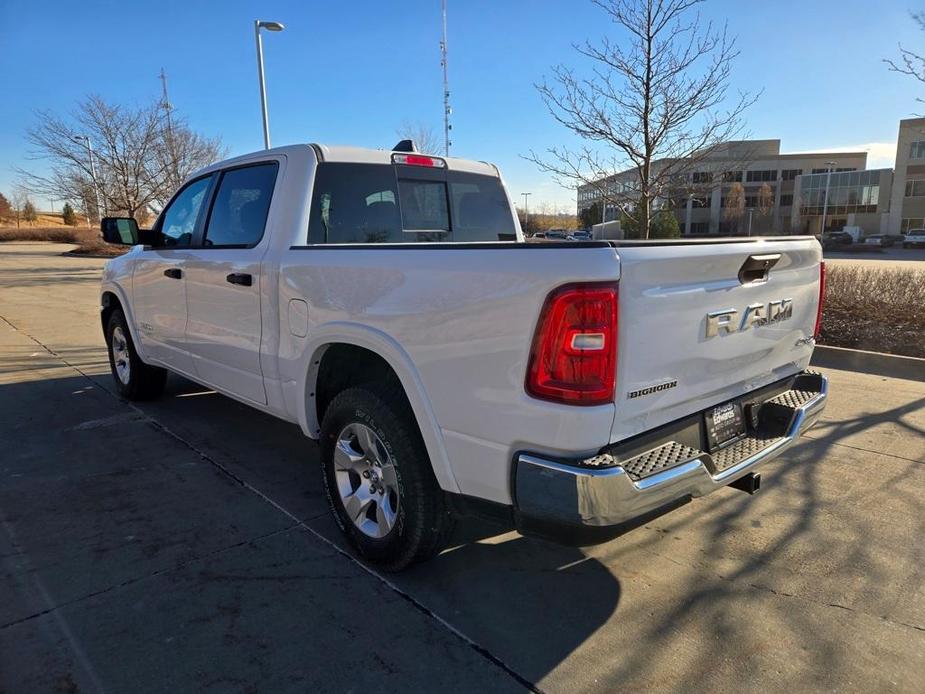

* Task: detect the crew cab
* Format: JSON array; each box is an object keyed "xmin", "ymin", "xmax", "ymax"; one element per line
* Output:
[{"xmin": 98, "ymin": 143, "xmax": 828, "ymax": 570}]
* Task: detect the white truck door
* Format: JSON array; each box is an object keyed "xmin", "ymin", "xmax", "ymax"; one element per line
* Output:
[
  {"xmin": 182, "ymin": 162, "xmax": 278, "ymax": 405},
  {"xmin": 132, "ymin": 175, "xmax": 213, "ymax": 376}
]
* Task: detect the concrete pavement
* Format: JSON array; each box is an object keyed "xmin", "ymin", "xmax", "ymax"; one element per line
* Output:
[{"xmin": 1, "ymin": 242, "xmax": 923, "ymax": 693}]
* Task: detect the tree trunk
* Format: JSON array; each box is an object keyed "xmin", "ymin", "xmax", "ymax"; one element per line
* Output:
[{"xmin": 638, "ymin": 194, "xmax": 651, "ymax": 239}]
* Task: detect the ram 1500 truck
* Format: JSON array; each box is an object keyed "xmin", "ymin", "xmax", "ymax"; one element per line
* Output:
[{"xmin": 99, "ymin": 144, "xmax": 828, "ymax": 570}]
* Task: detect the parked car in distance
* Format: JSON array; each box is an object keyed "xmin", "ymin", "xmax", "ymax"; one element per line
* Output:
[
  {"xmin": 97, "ymin": 142, "xmax": 827, "ymax": 570},
  {"xmin": 821, "ymin": 231, "xmax": 852, "ymax": 249},
  {"xmin": 864, "ymin": 234, "xmax": 894, "ymax": 247},
  {"xmin": 904, "ymin": 229, "xmax": 925, "ymax": 248},
  {"xmin": 568, "ymin": 230, "xmax": 592, "ymax": 241},
  {"xmin": 543, "ymin": 230, "xmax": 569, "ymax": 240}
]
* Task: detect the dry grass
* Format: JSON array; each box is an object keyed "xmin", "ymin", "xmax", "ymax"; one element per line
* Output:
[
  {"xmin": 0, "ymin": 226, "xmax": 127, "ymax": 257},
  {"xmin": 819, "ymin": 265, "xmax": 925, "ymax": 358}
]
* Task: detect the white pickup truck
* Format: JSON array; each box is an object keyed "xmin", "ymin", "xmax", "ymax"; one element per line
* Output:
[{"xmin": 99, "ymin": 143, "xmax": 828, "ymax": 570}]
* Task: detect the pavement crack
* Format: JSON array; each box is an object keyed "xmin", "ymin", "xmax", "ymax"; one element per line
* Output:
[{"xmin": 0, "ymin": 523, "xmax": 301, "ymax": 631}]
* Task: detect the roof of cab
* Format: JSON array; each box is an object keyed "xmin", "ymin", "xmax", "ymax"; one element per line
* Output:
[{"xmin": 313, "ymin": 143, "xmax": 498, "ymax": 176}]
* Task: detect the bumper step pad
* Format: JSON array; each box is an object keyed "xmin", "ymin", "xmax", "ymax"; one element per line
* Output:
[{"xmin": 581, "ymin": 372, "xmax": 825, "ymax": 481}]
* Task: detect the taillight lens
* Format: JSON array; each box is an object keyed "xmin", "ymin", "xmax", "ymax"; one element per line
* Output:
[
  {"xmin": 814, "ymin": 262, "xmax": 826, "ymax": 339},
  {"xmin": 526, "ymin": 283, "xmax": 618, "ymax": 406}
]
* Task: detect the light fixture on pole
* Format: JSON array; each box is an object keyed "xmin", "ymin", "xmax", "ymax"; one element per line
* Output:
[
  {"xmin": 73, "ymin": 135, "xmax": 104, "ymax": 223},
  {"xmin": 521, "ymin": 192, "xmax": 532, "ymax": 225},
  {"xmin": 820, "ymin": 160, "xmax": 837, "ymax": 234},
  {"xmin": 254, "ymin": 19, "xmax": 285, "ymax": 150}
]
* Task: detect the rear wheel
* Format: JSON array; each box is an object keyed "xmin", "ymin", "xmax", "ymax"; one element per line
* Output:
[
  {"xmin": 320, "ymin": 386, "xmax": 454, "ymax": 571},
  {"xmin": 105, "ymin": 309, "xmax": 167, "ymax": 400}
]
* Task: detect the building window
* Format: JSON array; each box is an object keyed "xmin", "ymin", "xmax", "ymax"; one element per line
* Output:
[
  {"xmin": 688, "ymin": 222, "xmax": 709, "ymax": 234},
  {"xmin": 812, "ymin": 167, "xmax": 856, "ymax": 174},
  {"xmin": 905, "ymin": 179, "xmax": 925, "ymax": 197},
  {"xmin": 781, "ymin": 169, "xmax": 802, "ymax": 181},
  {"xmin": 691, "ymin": 195, "xmax": 711, "ymax": 208},
  {"xmin": 746, "ymin": 169, "xmax": 776, "ymax": 182},
  {"xmin": 902, "ymin": 218, "xmax": 925, "ymax": 232},
  {"xmin": 779, "ymin": 194, "xmax": 794, "ymax": 207},
  {"xmin": 722, "ymin": 171, "xmax": 742, "ymax": 182},
  {"xmin": 910, "ymin": 142, "xmax": 925, "ymax": 160},
  {"xmin": 692, "ymin": 171, "xmax": 712, "ymax": 184},
  {"xmin": 744, "ymin": 195, "xmax": 758, "ymax": 208}
]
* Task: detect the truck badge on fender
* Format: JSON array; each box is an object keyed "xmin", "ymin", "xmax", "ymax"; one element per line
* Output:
[{"xmin": 705, "ymin": 299, "xmax": 792, "ymax": 338}]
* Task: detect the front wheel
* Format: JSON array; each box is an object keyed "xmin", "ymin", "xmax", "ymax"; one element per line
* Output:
[
  {"xmin": 105, "ymin": 309, "xmax": 167, "ymax": 400},
  {"xmin": 320, "ymin": 386, "xmax": 454, "ymax": 571}
]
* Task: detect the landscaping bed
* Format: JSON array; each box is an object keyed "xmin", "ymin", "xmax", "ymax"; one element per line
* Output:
[
  {"xmin": 0, "ymin": 226, "xmax": 126, "ymax": 257},
  {"xmin": 819, "ymin": 265, "xmax": 925, "ymax": 358}
]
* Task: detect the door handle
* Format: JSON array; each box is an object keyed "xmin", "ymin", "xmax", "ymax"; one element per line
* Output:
[
  {"xmin": 163, "ymin": 268, "xmax": 182, "ymax": 279},
  {"xmin": 226, "ymin": 272, "xmax": 253, "ymax": 287},
  {"xmin": 738, "ymin": 254, "xmax": 780, "ymax": 284}
]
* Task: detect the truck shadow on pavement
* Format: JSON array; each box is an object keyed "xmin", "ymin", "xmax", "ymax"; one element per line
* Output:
[{"xmin": 0, "ymin": 369, "xmax": 621, "ymax": 691}]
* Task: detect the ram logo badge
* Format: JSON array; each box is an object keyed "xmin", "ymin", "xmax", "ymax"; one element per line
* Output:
[{"xmin": 705, "ymin": 299, "xmax": 792, "ymax": 338}]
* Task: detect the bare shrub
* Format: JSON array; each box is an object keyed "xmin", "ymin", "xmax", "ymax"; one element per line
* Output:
[{"xmin": 820, "ymin": 265, "xmax": 925, "ymax": 358}]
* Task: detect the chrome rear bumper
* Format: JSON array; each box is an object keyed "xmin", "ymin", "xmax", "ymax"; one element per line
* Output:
[{"xmin": 513, "ymin": 371, "xmax": 827, "ymax": 541}]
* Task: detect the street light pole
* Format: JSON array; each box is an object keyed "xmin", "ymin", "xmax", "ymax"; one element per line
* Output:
[
  {"xmin": 820, "ymin": 160, "xmax": 837, "ymax": 234},
  {"xmin": 74, "ymin": 135, "xmax": 104, "ymax": 223},
  {"xmin": 747, "ymin": 207, "xmax": 753, "ymax": 236},
  {"xmin": 521, "ymin": 192, "xmax": 531, "ymax": 225},
  {"xmin": 254, "ymin": 19, "xmax": 285, "ymax": 150}
]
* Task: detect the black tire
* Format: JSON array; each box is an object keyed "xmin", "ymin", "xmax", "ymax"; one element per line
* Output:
[
  {"xmin": 320, "ymin": 385, "xmax": 455, "ymax": 571},
  {"xmin": 105, "ymin": 308, "xmax": 167, "ymax": 400}
]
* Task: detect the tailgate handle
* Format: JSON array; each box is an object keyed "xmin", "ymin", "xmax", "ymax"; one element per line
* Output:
[{"xmin": 738, "ymin": 254, "xmax": 780, "ymax": 284}]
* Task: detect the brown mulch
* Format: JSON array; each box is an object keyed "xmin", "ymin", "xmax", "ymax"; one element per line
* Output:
[{"xmin": 1, "ymin": 226, "xmax": 127, "ymax": 257}]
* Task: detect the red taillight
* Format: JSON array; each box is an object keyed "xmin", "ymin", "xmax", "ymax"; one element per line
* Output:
[
  {"xmin": 814, "ymin": 261, "xmax": 826, "ymax": 339},
  {"xmin": 392, "ymin": 153, "xmax": 446, "ymax": 168},
  {"xmin": 526, "ymin": 283, "xmax": 618, "ymax": 406}
]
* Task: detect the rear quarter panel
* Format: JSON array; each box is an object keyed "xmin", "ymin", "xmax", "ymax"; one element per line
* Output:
[{"xmin": 278, "ymin": 245, "xmax": 621, "ymax": 503}]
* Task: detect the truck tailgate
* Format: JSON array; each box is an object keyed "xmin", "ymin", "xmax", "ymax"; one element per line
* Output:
[{"xmin": 611, "ymin": 237, "xmax": 822, "ymax": 443}]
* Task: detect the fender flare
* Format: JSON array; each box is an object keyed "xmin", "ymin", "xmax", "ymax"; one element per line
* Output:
[
  {"xmin": 296, "ymin": 322, "xmax": 460, "ymax": 495},
  {"xmin": 100, "ymin": 281, "xmax": 148, "ymax": 362}
]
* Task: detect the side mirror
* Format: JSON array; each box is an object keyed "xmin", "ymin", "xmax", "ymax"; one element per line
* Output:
[{"xmin": 101, "ymin": 217, "xmax": 140, "ymax": 245}]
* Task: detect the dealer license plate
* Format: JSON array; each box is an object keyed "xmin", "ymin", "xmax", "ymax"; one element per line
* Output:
[{"xmin": 705, "ymin": 401, "xmax": 746, "ymax": 450}]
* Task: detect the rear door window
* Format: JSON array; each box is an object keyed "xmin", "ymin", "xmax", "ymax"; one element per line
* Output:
[
  {"xmin": 203, "ymin": 163, "xmax": 278, "ymax": 248},
  {"xmin": 306, "ymin": 163, "xmax": 516, "ymax": 244}
]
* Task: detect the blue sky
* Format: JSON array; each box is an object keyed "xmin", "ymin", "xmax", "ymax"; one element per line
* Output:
[{"xmin": 0, "ymin": 0, "xmax": 921, "ymax": 210}]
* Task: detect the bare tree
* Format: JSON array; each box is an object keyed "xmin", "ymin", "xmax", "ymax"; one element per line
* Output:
[
  {"xmin": 757, "ymin": 181, "xmax": 774, "ymax": 229},
  {"xmin": 10, "ymin": 188, "xmax": 29, "ymax": 229},
  {"xmin": 723, "ymin": 181, "xmax": 744, "ymax": 233},
  {"xmin": 18, "ymin": 95, "xmax": 224, "ymax": 220},
  {"xmin": 528, "ymin": 0, "xmax": 757, "ymax": 238},
  {"xmin": 885, "ymin": 11, "xmax": 925, "ymax": 107},
  {"xmin": 396, "ymin": 121, "xmax": 442, "ymax": 155},
  {"xmin": 0, "ymin": 193, "xmax": 12, "ymax": 224}
]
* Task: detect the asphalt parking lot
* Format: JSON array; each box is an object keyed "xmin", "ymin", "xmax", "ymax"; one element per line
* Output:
[
  {"xmin": 1, "ymin": 242, "xmax": 924, "ymax": 693},
  {"xmin": 824, "ymin": 245, "xmax": 925, "ymax": 269}
]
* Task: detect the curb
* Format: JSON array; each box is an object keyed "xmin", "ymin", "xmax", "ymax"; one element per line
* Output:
[{"xmin": 811, "ymin": 345, "xmax": 925, "ymax": 382}]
